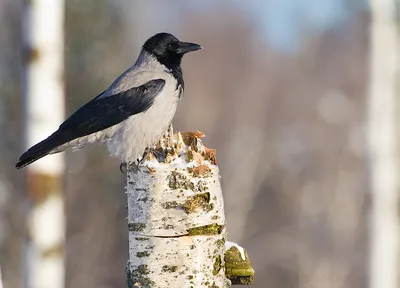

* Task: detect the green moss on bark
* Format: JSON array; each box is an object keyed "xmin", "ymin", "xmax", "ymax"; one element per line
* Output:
[
  {"xmin": 183, "ymin": 192, "xmax": 213, "ymax": 213},
  {"xmin": 213, "ymin": 255, "xmax": 222, "ymax": 275},
  {"xmin": 224, "ymin": 246, "xmax": 255, "ymax": 285},
  {"xmin": 187, "ymin": 224, "xmax": 223, "ymax": 236},
  {"xmin": 126, "ymin": 263, "xmax": 154, "ymax": 288},
  {"xmin": 134, "ymin": 237, "xmax": 149, "ymax": 241},
  {"xmin": 136, "ymin": 251, "xmax": 151, "ymax": 258},
  {"xmin": 168, "ymin": 171, "xmax": 195, "ymax": 190},
  {"xmin": 162, "ymin": 265, "xmax": 178, "ymax": 273},
  {"xmin": 128, "ymin": 222, "xmax": 146, "ymax": 232},
  {"xmin": 161, "ymin": 201, "xmax": 179, "ymax": 209}
]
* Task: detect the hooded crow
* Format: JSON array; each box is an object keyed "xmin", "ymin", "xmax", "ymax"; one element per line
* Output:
[{"xmin": 16, "ymin": 32, "xmax": 202, "ymax": 169}]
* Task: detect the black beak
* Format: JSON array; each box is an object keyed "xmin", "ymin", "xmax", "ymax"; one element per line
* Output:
[{"xmin": 175, "ymin": 42, "xmax": 202, "ymax": 54}]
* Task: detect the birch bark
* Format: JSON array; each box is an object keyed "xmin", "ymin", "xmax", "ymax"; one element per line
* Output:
[{"xmin": 126, "ymin": 131, "xmax": 230, "ymax": 287}]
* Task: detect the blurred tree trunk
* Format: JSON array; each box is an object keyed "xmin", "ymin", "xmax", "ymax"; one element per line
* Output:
[
  {"xmin": 22, "ymin": 0, "xmax": 65, "ymax": 288},
  {"xmin": 367, "ymin": 0, "xmax": 400, "ymax": 288},
  {"xmin": 0, "ymin": 265, "xmax": 3, "ymax": 288}
]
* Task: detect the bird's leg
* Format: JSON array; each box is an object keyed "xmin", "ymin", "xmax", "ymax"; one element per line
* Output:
[
  {"xmin": 138, "ymin": 147, "xmax": 163, "ymax": 165},
  {"xmin": 138, "ymin": 147, "xmax": 151, "ymax": 166}
]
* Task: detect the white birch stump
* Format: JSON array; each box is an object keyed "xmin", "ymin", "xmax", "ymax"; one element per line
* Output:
[
  {"xmin": 125, "ymin": 130, "xmax": 254, "ymax": 287},
  {"xmin": 126, "ymin": 130, "xmax": 230, "ymax": 287}
]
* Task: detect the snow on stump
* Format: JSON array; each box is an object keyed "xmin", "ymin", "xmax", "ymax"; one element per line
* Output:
[{"xmin": 125, "ymin": 129, "xmax": 254, "ymax": 287}]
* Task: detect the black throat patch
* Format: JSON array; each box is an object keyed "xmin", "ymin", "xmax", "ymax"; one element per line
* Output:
[
  {"xmin": 143, "ymin": 49, "xmax": 184, "ymax": 89},
  {"xmin": 169, "ymin": 65, "xmax": 184, "ymax": 90},
  {"xmin": 154, "ymin": 55, "xmax": 184, "ymax": 89}
]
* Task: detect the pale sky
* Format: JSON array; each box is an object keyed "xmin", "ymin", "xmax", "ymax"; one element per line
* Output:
[{"xmin": 187, "ymin": 0, "xmax": 367, "ymax": 52}]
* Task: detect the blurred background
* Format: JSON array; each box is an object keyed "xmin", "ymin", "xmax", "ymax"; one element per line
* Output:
[{"xmin": 0, "ymin": 0, "xmax": 399, "ymax": 287}]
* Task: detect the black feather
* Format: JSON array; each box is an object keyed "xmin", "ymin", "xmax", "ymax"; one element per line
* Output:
[{"xmin": 16, "ymin": 79, "xmax": 165, "ymax": 169}]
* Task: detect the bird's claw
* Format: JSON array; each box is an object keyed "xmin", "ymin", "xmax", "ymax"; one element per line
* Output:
[
  {"xmin": 120, "ymin": 148, "xmax": 163, "ymax": 174},
  {"xmin": 120, "ymin": 162, "xmax": 127, "ymax": 174},
  {"xmin": 120, "ymin": 161, "xmax": 139, "ymax": 173}
]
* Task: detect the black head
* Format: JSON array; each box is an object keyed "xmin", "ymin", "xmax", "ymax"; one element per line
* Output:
[{"xmin": 142, "ymin": 32, "xmax": 202, "ymax": 71}]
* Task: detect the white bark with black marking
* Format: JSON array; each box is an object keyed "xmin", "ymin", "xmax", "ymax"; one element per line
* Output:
[{"xmin": 126, "ymin": 132, "xmax": 230, "ymax": 288}]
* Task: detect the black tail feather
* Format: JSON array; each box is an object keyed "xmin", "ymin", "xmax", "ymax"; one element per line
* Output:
[
  {"xmin": 15, "ymin": 133, "xmax": 62, "ymax": 169},
  {"xmin": 15, "ymin": 150, "xmax": 51, "ymax": 169}
]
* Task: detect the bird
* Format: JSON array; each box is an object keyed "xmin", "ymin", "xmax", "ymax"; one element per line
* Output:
[{"xmin": 16, "ymin": 32, "xmax": 202, "ymax": 169}]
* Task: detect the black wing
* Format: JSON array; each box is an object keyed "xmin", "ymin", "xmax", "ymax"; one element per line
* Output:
[{"xmin": 16, "ymin": 79, "xmax": 165, "ymax": 168}]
